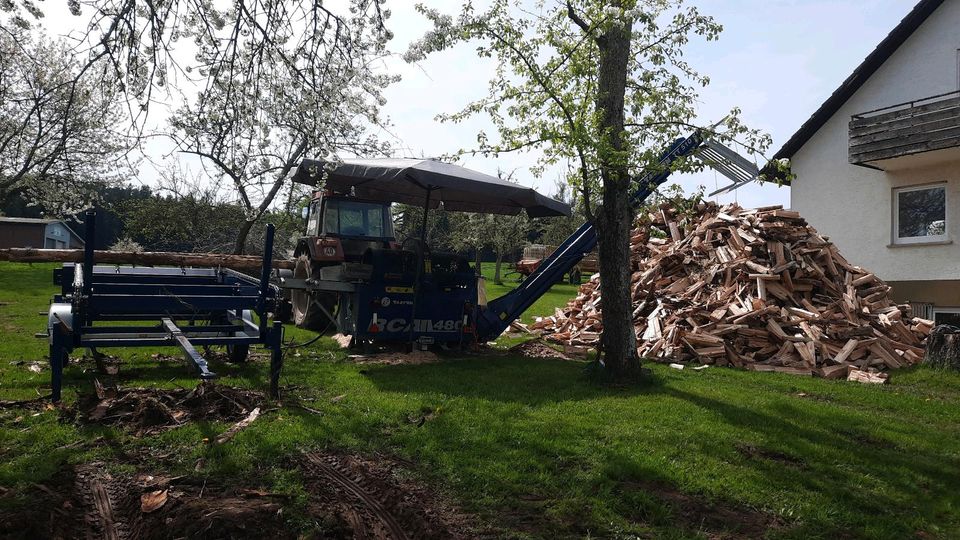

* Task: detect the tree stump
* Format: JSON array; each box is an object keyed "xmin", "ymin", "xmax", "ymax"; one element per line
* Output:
[{"xmin": 923, "ymin": 325, "xmax": 960, "ymax": 370}]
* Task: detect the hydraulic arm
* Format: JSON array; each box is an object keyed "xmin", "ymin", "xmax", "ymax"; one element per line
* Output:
[{"xmin": 474, "ymin": 131, "xmax": 706, "ymax": 342}]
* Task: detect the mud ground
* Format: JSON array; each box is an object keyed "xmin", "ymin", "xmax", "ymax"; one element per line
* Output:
[{"xmin": 0, "ymin": 450, "xmax": 480, "ymax": 540}]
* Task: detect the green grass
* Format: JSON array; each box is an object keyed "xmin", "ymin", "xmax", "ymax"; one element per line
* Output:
[
  {"xmin": 1, "ymin": 261, "xmax": 959, "ymax": 538},
  {"xmin": 479, "ymin": 262, "xmax": 581, "ymax": 323}
]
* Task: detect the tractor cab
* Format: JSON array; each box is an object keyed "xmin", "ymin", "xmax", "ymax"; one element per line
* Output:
[{"xmin": 301, "ymin": 190, "xmax": 396, "ymax": 263}]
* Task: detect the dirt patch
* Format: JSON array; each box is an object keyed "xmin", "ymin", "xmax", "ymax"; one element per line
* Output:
[
  {"xmin": 0, "ymin": 467, "xmax": 84, "ymax": 540},
  {"xmin": 299, "ymin": 451, "xmax": 478, "ymax": 539},
  {"xmin": 133, "ymin": 479, "xmax": 292, "ymax": 539},
  {"xmin": 0, "ymin": 395, "xmax": 54, "ymax": 411},
  {"xmin": 837, "ymin": 429, "xmax": 898, "ymax": 450},
  {"xmin": 2, "ymin": 450, "xmax": 483, "ymax": 540},
  {"xmin": 0, "ymin": 463, "xmax": 296, "ymax": 540},
  {"xmin": 8, "ymin": 360, "xmax": 46, "ymax": 373},
  {"xmin": 65, "ymin": 381, "xmax": 263, "ymax": 436},
  {"xmin": 508, "ymin": 339, "xmax": 571, "ymax": 360},
  {"xmin": 620, "ymin": 480, "xmax": 783, "ymax": 539},
  {"xmin": 736, "ymin": 444, "xmax": 806, "ymax": 468}
]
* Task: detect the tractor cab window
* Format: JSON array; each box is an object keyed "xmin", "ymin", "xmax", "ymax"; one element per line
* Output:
[
  {"xmin": 306, "ymin": 200, "xmax": 321, "ymax": 235},
  {"xmin": 322, "ymin": 199, "xmax": 394, "ymax": 239}
]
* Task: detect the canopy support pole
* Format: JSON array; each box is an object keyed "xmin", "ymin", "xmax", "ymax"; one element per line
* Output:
[
  {"xmin": 408, "ymin": 188, "xmax": 434, "ymax": 350},
  {"xmin": 419, "ymin": 188, "xmax": 432, "ymax": 247}
]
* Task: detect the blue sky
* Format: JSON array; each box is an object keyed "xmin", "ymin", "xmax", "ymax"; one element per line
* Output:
[{"xmin": 380, "ymin": 0, "xmax": 920, "ymax": 209}]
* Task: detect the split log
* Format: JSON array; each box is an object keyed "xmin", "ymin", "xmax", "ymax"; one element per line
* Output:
[
  {"xmin": 923, "ymin": 325, "xmax": 960, "ymax": 370},
  {"xmin": 847, "ymin": 369, "xmax": 888, "ymax": 384},
  {"xmin": 0, "ymin": 248, "xmax": 294, "ymax": 272},
  {"xmin": 817, "ymin": 364, "xmax": 850, "ymax": 380}
]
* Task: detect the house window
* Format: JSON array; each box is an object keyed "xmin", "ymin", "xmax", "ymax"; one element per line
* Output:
[
  {"xmin": 893, "ymin": 184, "xmax": 947, "ymax": 244},
  {"xmin": 933, "ymin": 307, "xmax": 960, "ymax": 328}
]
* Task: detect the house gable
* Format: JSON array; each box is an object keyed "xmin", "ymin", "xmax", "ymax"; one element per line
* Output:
[{"xmin": 773, "ymin": 0, "xmax": 947, "ymax": 164}]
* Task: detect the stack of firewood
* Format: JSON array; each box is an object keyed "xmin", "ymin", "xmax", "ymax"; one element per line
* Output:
[{"xmin": 531, "ymin": 202, "xmax": 932, "ymax": 381}]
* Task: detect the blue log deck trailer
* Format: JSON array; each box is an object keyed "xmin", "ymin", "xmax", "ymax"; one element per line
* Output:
[
  {"xmin": 44, "ymin": 129, "xmax": 756, "ymax": 400},
  {"xmin": 46, "ymin": 211, "xmax": 284, "ymax": 402}
]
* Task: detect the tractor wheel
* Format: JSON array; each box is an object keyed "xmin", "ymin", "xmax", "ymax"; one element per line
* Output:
[
  {"xmin": 291, "ymin": 255, "xmax": 336, "ymax": 331},
  {"xmin": 226, "ymin": 343, "xmax": 249, "ymax": 363}
]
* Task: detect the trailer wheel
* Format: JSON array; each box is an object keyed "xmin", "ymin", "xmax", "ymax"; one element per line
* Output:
[
  {"xmin": 227, "ymin": 343, "xmax": 249, "ymax": 363},
  {"xmin": 291, "ymin": 255, "xmax": 336, "ymax": 331}
]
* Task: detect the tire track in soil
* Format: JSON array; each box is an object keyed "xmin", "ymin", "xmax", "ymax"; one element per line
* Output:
[
  {"xmin": 75, "ymin": 465, "xmax": 132, "ymax": 540},
  {"xmin": 302, "ymin": 453, "xmax": 410, "ymax": 540}
]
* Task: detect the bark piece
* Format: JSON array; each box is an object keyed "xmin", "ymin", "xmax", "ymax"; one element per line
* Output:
[
  {"xmin": 214, "ymin": 407, "xmax": 261, "ymax": 445},
  {"xmin": 141, "ymin": 490, "xmax": 168, "ymax": 513}
]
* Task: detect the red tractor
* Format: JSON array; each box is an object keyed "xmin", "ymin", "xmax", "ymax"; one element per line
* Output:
[{"xmin": 289, "ymin": 189, "xmax": 399, "ymax": 330}]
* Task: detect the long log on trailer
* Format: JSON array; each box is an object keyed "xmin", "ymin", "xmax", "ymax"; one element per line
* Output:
[{"xmin": 0, "ymin": 247, "xmax": 295, "ymax": 272}]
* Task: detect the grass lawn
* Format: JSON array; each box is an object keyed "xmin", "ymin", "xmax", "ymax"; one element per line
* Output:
[
  {"xmin": 1, "ymin": 261, "xmax": 959, "ymax": 538},
  {"xmin": 479, "ymin": 261, "xmax": 581, "ymax": 324}
]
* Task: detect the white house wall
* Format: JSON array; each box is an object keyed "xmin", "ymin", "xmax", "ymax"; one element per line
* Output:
[{"xmin": 791, "ymin": 0, "xmax": 960, "ymax": 282}]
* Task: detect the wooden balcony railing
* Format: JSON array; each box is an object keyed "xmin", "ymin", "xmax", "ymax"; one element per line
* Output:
[{"xmin": 849, "ymin": 90, "xmax": 960, "ymax": 167}]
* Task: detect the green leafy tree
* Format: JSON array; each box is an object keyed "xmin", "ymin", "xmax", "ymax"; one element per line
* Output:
[
  {"xmin": 449, "ymin": 212, "xmax": 487, "ymax": 273},
  {"xmin": 407, "ymin": 0, "xmax": 771, "ymax": 379},
  {"xmin": 488, "ymin": 212, "xmax": 529, "ymax": 285},
  {"xmin": 393, "ymin": 203, "xmax": 463, "ymax": 253},
  {"xmin": 488, "ymin": 170, "xmax": 532, "ymax": 285},
  {"xmin": 535, "ymin": 179, "xmax": 586, "ymax": 246}
]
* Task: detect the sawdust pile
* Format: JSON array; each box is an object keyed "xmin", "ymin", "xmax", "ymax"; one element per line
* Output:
[
  {"xmin": 532, "ymin": 203, "xmax": 932, "ymax": 380},
  {"xmin": 347, "ymin": 349, "xmax": 441, "ymax": 365}
]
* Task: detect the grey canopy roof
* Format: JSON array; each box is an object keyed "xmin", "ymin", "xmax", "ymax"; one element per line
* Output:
[{"xmin": 291, "ymin": 158, "xmax": 571, "ymax": 218}]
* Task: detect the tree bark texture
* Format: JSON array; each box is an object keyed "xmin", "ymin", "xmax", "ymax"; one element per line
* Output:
[
  {"xmin": 233, "ymin": 218, "xmax": 257, "ymax": 255},
  {"xmin": 494, "ymin": 252, "xmax": 504, "ymax": 285},
  {"xmin": 594, "ymin": 3, "xmax": 641, "ymax": 378},
  {"xmin": 0, "ymin": 247, "xmax": 294, "ymax": 272},
  {"xmin": 924, "ymin": 324, "xmax": 960, "ymax": 370}
]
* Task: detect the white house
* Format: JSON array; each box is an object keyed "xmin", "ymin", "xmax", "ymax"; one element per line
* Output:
[{"xmin": 775, "ymin": 0, "xmax": 960, "ymax": 325}]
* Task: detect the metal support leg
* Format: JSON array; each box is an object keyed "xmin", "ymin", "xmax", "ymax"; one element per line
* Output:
[
  {"xmin": 49, "ymin": 323, "xmax": 71, "ymax": 402},
  {"xmin": 162, "ymin": 318, "xmax": 216, "ymax": 380},
  {"xmin": 269, "ymin": 321, "xmax": 284, "ymax": 399}
]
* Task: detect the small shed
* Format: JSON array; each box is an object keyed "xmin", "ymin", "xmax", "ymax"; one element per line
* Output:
[{"xmin": 0, "ymin": 217, "xmax": 84, "ymax": 249}]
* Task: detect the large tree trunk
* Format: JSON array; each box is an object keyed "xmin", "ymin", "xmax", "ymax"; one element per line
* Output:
[
  {"xmin": 233, "ymin": 219, "xmax": 256, "ymax": 255},
  {"xmin": 594, "ymin": 1, "xmax": 640, "ymax": 378},
  {"xmin": 595, "ymin": 193, "xmax": 639, "ymax": 377},
  {"xmin": 494, "ymin": 251, "xmax": 504, "ymax": 285},
  {"xmin": 924, "ymin": 325, "xmax": 960, "ymax": 370},
  {"xmin": 231, "ymin": 139, "xmax": 308, "ymax": 255}
]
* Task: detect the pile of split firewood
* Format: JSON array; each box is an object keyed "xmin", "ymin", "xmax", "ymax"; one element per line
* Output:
[{"xmin": 530, "ymin": 203, "xmax": 933, "ymax": 382}]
